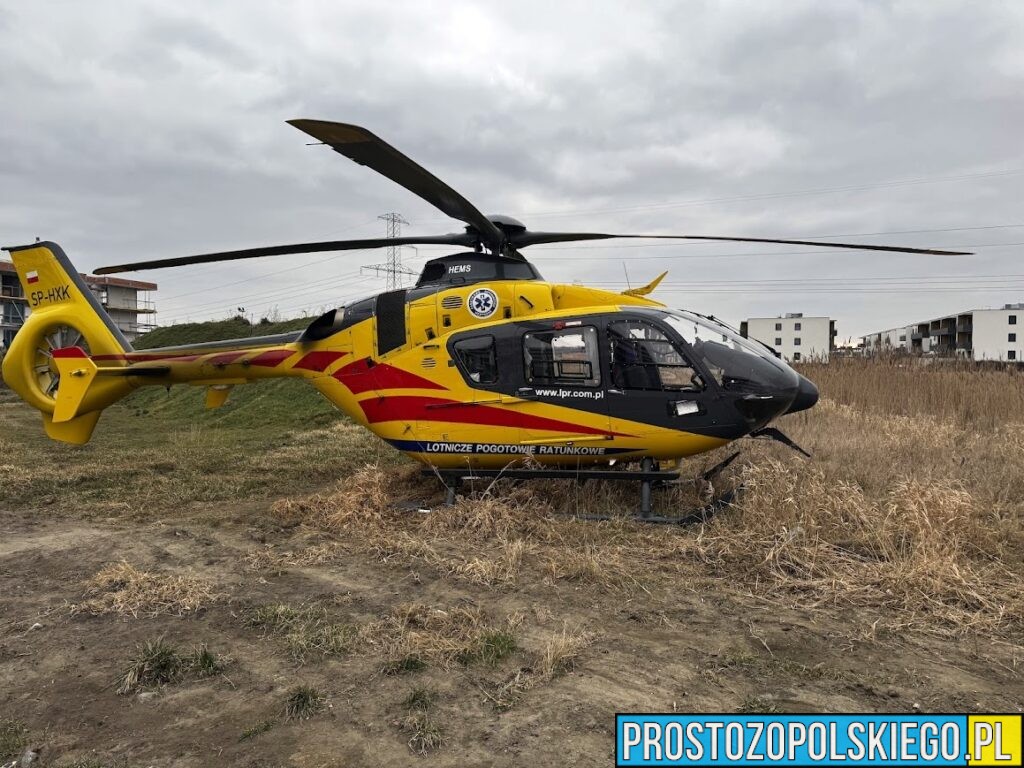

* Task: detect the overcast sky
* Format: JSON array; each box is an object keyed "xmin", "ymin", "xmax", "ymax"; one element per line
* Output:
[{"xmin": 2, "ymin": 0, "xmax": 1023, "ymax": 340}]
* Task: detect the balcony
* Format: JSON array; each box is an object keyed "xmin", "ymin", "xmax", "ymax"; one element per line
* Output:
[
  {"xmin": 101, "ymin": 298, "xmax": 157, "ymax": 314},
  {"xmin": 956, "ymin": 322, "xmax": 973, "ymax": 332}
]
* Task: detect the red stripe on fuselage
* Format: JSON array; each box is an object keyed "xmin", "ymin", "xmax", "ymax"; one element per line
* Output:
[
  {"xmin": 293, "ymin": 350, "xmax": 348, "ymax": 372},
  {"xmin": 333, "ymin": 358, "xmax": 445, "ymax": 394},
  {"xmin": 359, "ymin": 395, "xmax": 629, "ymax": 437},
  {"xmin": 206, "ymin": 351, "xmax": 247, "ymax": 366},
  {"xmin": 248, "ymin": 349, "xmax": 295, "ymax": 367}
]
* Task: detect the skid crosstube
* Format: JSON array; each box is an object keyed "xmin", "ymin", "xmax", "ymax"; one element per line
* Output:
[{"xmin": 423, "ymin": 451, "xmax": 741, "ymax": 523}]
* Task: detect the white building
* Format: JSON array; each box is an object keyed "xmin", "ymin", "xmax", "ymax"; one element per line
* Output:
[
  {"xmin": 740, "ymin": 313, "xmax": 835, "ymax": 363},
  {"xmin": 862, "ymin": 303, "xmax": 1023, "ymax": 362}
]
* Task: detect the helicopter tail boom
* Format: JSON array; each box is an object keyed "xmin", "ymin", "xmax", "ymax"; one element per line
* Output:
[{"xmin": 0, "ymin": 245, "xmax": 357, "ymax": 445}]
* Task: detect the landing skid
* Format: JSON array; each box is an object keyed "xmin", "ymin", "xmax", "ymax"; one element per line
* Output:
[{"xmin": 423, "ymin": 451, "xmax": 741, "ymax": 524}]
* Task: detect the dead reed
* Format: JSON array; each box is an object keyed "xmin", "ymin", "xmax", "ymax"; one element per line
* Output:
[{"xmin": 799, "ymin": 358, "xmax": 1024, "ymax": 430}]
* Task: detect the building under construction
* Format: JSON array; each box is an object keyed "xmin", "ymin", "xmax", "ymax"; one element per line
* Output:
[{"xmin": 0, "ymin": 260, "xmax": 156, "ymax": 348}]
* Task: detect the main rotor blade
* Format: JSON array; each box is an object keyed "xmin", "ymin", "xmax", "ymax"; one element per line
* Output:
[
  {"xmin": 289, "ymin": 119, "xmax": 505, "ymax": 251},
  {"xmin": 512, "ymin": 231, "xmax": 971, "ymax": 255},
  {"xmin": 94, "ymin": 233, "xmax": 476, "ymax": 274}
]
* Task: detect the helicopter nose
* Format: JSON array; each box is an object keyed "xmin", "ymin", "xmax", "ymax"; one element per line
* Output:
[{"xmin": 786, "ymin": 374, "xmax": 819, "ymax": 414}]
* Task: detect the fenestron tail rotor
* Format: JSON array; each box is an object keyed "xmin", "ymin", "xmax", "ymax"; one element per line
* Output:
[
  {"xmin": 94, "ymin": 119, "xmax": 972, "ymax": 275},
  {"xmin": 33, "ymin": 325, "xmax": 90, "ymax": 402}
]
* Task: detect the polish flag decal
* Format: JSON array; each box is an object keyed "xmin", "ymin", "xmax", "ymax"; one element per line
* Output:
[{"xmin": 26, "ymin": 271, "xmax": 39, "ymax": 284}]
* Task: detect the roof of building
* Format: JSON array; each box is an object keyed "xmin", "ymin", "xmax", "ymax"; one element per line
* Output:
[
  {"xmin": 84, "ymin": 274, "xmax": 158, "ymax": 291},
  {"xmin": 744, "ymin": 315, "xmax": 832, "ymax": 321},
  {"xmin": 0, "ymin": 260, "xmax": 156, "ymax": 290}
]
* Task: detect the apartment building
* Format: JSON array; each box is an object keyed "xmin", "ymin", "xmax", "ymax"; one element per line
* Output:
[
  {"xmin": 740, "ymin": 313, "xmax": 836, "ymax": 363},
  {"xmin": 862, "ymin": 303, "xmax": 1023, "ymax": 362}
]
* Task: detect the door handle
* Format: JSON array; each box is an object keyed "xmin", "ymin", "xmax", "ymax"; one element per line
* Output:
[
  {"xmin": 516, "ymin": 387, "xmax": 537, "ymax": 399},
  {"xmin": 608, "ymin": 388, "xmax": 625, "ymax": 395}
]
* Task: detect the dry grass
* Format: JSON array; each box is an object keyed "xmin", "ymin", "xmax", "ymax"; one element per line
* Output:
[
  {"xmin": 266, "ymin": 361, "xmax": 1024, "ymax": 639},
  {"xmin": 117, "ymin": 637, "xmax": 182, "ymax": 694},
  {"xmin": 243, "ymin": 542, "xmax": 342, "ymax": 571},
  {"xmin": 800, "ymin": 357, "xmax": 1024, "ymax": 430},
  {"xmin": 535, "ymin": 623, "xmax": 597, "ymax": 680},
  {"xmin": 359, "ymin": 603, "xmax": 521, "ymax": 671},
  {"xmin": 489, "ymin": 623, "xmax": 597, "ymax": 710},
  {"xmin": 399, "ymin": 686, "xmax": 444, "ymax": 755},
  {"xmin": 283, "ymin": 685, "xmax": 324, "ymax": 720},
  {"xmin": 447, "ymin": 537, "xmax": 527, "ymax": 586},
  {"xmin": 74, "ymin": 561, "xmax": 216, "ymax": 617},
  {"xmin": 272, "ymin": 462, "xmax": 405, "ymax": 527},
  {"xmin": 0, "ymin": 718, "xmax": 30, "ymax": 762},
  {"xmin": 246, "ymin": 602, "xmax": 353, "ymax": 662},
  {"xmin": 401, "ymin": 710, "xmax": 443, "ymax": 755},
  {"xmin": 116, "ymin": 638, "xmax": 231, "ymax": 694},
  {"xmin": 688, "ymin": 458, "xmax": 1023, "ymax": 630}
]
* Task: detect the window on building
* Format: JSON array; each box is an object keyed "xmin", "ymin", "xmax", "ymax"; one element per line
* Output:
[
  {"xmin": 774, "ymin": 322, "xmax": 782, "ymax": 331},
  {"xmin": 1010, "ymin": 333, "xmax": 1017, "ymax": 343},
  {"xmin": 1010, "ymin": 350, "xmax": 1018, "ymax": 361},
  {"xmin": 453, "ymin": 335, "xmax": 499, "ymax": 384},
  {"xmin": 1011, "ymin": 315, "xmax": 1018, "ymax": 325},
  {"xmin": 793, "ymin": 352, "xmax": 801, "ymax": 361},
  {"xmin": 794, "ymin": 337, "xmax": 801, "ymax": 346},
  {"xmin": 524, "ymin": 326, "xmax": 601, "ymax": 386},
  {"xmin": 608, "ymin": 320, "xmax": 699, "ymax": 390},
  {"xmin": 774, "ymin": 337, "xmax": 782, "ymax": 346},
  {"xmin": 794, "ymin": 322, "xmax": 802, "ymax": 331}
]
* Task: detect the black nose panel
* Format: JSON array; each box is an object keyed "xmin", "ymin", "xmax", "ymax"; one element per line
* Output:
[{"xmin": 787, "ymin": 374, "xmax": 819, "ymax": 414}]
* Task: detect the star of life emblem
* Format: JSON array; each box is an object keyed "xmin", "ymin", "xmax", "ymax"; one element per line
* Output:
[{"xmin": 467, "ymin": 288, "xmax": 499, "ymax": 318}]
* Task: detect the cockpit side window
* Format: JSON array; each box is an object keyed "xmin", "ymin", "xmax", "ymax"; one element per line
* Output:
[
  {"xmin": 608, "ymin": 320, "xmax": 701, "ymax": 391},
  {"xmin": 453, "ymin": 335, "xmax": 499, "ymax": 384},
  {"xmin": 523, "ymin": 326, "xmax": 601, "ymax": 387}
]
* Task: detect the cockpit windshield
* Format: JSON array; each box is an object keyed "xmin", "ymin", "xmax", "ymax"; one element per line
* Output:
[
  {"xmin": 661, "ymin": 309, "xmax": 795, "ymax": 394},
  {"xmin": 663, "ymin": 310, "xmax": 773, "ymax": 359}
]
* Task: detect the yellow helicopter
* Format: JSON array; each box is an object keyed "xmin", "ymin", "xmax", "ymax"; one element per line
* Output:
[{"xmin": 1, "ymin": 120, "xmax": 967, "ymax": 518}]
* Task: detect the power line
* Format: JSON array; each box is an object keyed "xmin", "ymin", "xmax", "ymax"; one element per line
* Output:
[
  {"xmin": 154, "ymin": 217, "xmax": 385, "ymax": 302},
  {"xmin": 156, "ymin": 270, "xmax": 375, "ymax": 324}
]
